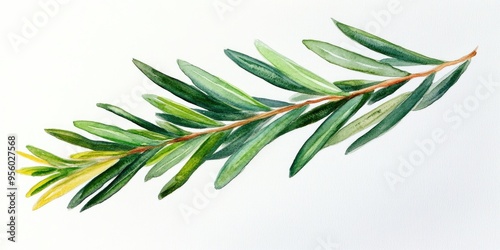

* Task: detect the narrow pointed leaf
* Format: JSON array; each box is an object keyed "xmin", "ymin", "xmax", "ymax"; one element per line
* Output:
[
  {"xmin": 126, "ymin": 129, "xmax": 170, "ymax": 141},
  {"xmin": 334, "ymin": 80, "xmax": 380, "ymax": 92},
  {"xmin": 414, "ymin": 60, "xmax": 471, "ymax": 110},
  {"xmin": 289, "ymin": 93, "xmax": 321, "ymax": 102},
  {"xmin": 159, "ymin": 131, "xmax": 229, "ymax": 199},
  {"xmin": 224, "ymin": 49, "xmax": 321, "ymax": 95},
  {"xmin": 178, "ymin": 60, "xmax": 271, "ymax": 112},
  {"xmin": 208, "ymin": 119, "xmax": 268, "ymax": 160},
  {"xmin": 333, "ymin": 19, "xmax": 444, "ymax": 65},
  {"xmin": 145, "ymin": 136, "xmax": 208, "ymax": 181},
  {"xmin": 346, "ymin": 74, "xmax": 435, "ymax": 153},
  {"xmin": 379, "ymin": 58, "xmax": 421, "ymax": 67},
  {"xmin": 253, "ymin": 97, "xmax": 291, "ymax": 107},
  {"xmin": 193, "ymin": 109, "xmax": 255, "ymax": 121},
  {"xmin": 303, "ymin": 40, "xmax": 409, "ymax": 77},
  {"xmin": 17, "ymin": 151, "xmax": 49, "ymax": 165},
  {"xmin": 144, "ymin": 94, "xmax": 223, "ymax": 127},
  {"xmin": 17, "ymin": 166, "xmax": 57, "ymax": 176},
  {"xmin": 74, "ymin": 121, "xmax": 163, "ymax": 146},
  {"xmin": 26, "ymin": 145, "xmax": 88, "ymax": 167},
  {"xmin": 278, "ymin": 100, "xmax": 348, "ymax": 137},
  {"xmin": 68, "ymin": 154, "xmax": 140, "ymax": 209},
  {"xmin": 81, "ymin": 148, "xmax": 161, "ymax": 211},
  {"xmin": 26, "ymin": 171, "xmax": 71, "ymax": 198},
  {"xmin": 32, "ymin": 159, "xmax": 119, "ymax": 210},
  {"xmin": 44, "ymin": 129, "xmax": 134, "ymax": 151},
  {"xmin": 132, "ymin": 59, "xmax": 237, "ymax": 112},
  {"xmin": 70, "ymin": 151, "xmax": 129, "ymax": 160},
  {"xmin": 290, "ymin": 94, "xmax": 369, "ymax": 177},
  {"xmin": 156, "ymin": 113, "xmax": 220, "ymax": 129},
  {"xmin": 324, "ymin": 92, "xmax": 411, "ymax": 147},
  {"xmin": 369, "ymin": 80, "xmax": 409, "ymax": 104},
  {"xmin": 255, "ymin": 40, "xmax": 346, "ymax": 95},
  {"xmin": 97, "ymin": 103, "xmax": 175, "ymax": 137},
  {"xmin": 156, "ymin": 120, "xmax": 190, "ymax": 136},
  {"xmin": 215, "ymin": 106, "xmax": 308, "ymax": 189}
]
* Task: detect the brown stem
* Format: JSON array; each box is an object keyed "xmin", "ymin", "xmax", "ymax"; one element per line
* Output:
[{"xmin": 129, "ymin": 48, "xmax": 477, "ymax": 154}]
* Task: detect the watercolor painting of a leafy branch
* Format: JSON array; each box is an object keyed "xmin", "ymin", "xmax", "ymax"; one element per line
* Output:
[{"xmin": 18, "ymin": 19, "xmax": 476, "ymax": 211}]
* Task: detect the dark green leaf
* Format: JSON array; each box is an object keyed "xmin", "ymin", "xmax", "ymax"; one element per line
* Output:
[
  {"xmin": 290, "ymin": 94, "xmax": 369, "ymax": 177},
  {"xmin": 215, "ymin": 106, "xmax": 308, "ymax": 189},
  {"xmin": 369, "ymin": 80, "xmax": 409, "ymax": 104},
  {"xmin": 26, "ymin": 168, "xmax": 77, "ymax": 197},
  {"xmin": 414, "ymin": 60, "xmax": 471, "ymax": 110},
  {"xmin": 224, "ymin": 49, "xmax": 321, "ymax": 95},
  {"xmin": 74, "ymin": 120, "xmax": 163, "ymax": 146},
  {"xmin": 208, "ymin": 119, "xmax": 268, "ymax": 160},
  {"xmin": 334, "ymin": 80, "xmax": 380, "ymax": 92},
  {"xmin": 253, "ymin": 97, "xmax": 291, "ymax": 107},
  {"xmin": 81, "ymin": 148, "xmax": 161, "ymax": 211},
  {"xmin": 17, "ymin": 166, "xmax": 57, "ymax": 176},
  {"xmin": 303, "ymin": 40, "xmax": 409, "ymax": 77},
  {"xmin": 178, "ymin": 60, "xmax": 271, "ymax": 112},
  {"xmin": 159, "ymin": 131, "xmax": 229, "ymax": 199},
  {"xmin": 97, "ymin": 103, "xmax": 175, "ymax": 137},
  {"xmin": 45, "ymin": 129, "xmax": 134, "ymax": 151},
  {"xmin": 333, "ymin": 19, "xmax": 444, "ymax": 65},
  {"xmin": 155, "ymin": 121, "xmax": 190, "ymax": 136},
  {"xmin": 132, "ymin": 59, "xmax": 237, "ymax": 113},
  {"xmin": 68, "ymin": 154, "xmax": 140, "ymax": 209},
  {"xmin": 346, "ymin": 73, "xmax": 435, "ymax": 153}
]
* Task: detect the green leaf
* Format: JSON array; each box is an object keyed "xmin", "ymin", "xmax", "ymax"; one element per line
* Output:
[
  {"xmin": 74, "ymin": 121, "xmax": 163, "ymax": 146},
  {"xmin": 156, "ymin": 113, "xmax": 220, "ymax": 129},
  {"xmin": 324, "ymin": 92, "xmax": 411, "ymax": 147},
  {"xmin": 255, "ymin": 40, "xmax": 347, "ymax": 95},
  {"xmin": 17, "ymin": 166, "xmax": 57, "ymax": 176},
  {"xmin": 145, "ymin": 136, "xmax": 208, "ymax": 181},
  {"xmin": 333, "ymin": 19, "xmax": 444, "ymax": 65},
  {"xmin": 215, "ymin": 106, "xmax": 308, "ymax": 189},
  {"xmin": 178, "ymin": 60, "xmax": 271, "ymax": 112},
  {"xmin": 289, "ymin": 93, "xmax": 321, "ymax": 102},
  {"xmin": 158, "ymin": 131, "xmax": 229, "ymax": 199},
  {"xmin": 346, "ymin": 73, "xmax": 435, "ymax": 153},
  {"xmin": 303, "ymin": 40, "xmax": 409, "ymax": 77},
  {"xmin": 155, "ymin": 121, "xmax": 190, "ymax": 136},
  {"xmin": 290, "ymin": 94, "xmax": 369, "ymax": 177},
  {"xmin": 26, "ymin": 170, "xmax": 74, "ymax": 198},
  {"xmin": 70, "ymin": 151, "xmax": 129, "ymax": 160},
  {"xmin": 369, "ymin": 80, "xmax": 409, "ymax": 104},
  {"xmin": 414, "ymin": 60, "xmax": 471, "ymax": 110},
  {"xmin": 144, "ymin": 94, "xmax": 223, "ymax": 127},
  {"xmin": 334, "ymin": 79, "xmax": 380, "ymax": 92},
  {"xmin": 44, "ymin": 129, "xmax": 134, "ymax": 151},
  {"xmin": 26, "ymin": 145, "xmax": 89, "ymax": 167},
  {"xmin": 126, "ymin": 129, "xmax": 170, "ymax": 141},
  {"xmin": 277, "ymin": 100, "xmax": 348, "ymax": 137},
  {"xmin": 97, "ymin": 103, "xmax": 175, "ymax": 137},
  {"xmin": 208, "ymin": 119, "xmax": 269, "ymax": 160},
  {"xmin": 81, "ymin": 148, "xmax": 161, "ymax": 211},
  {"xmin": 68, "ymin": 154, "xmax": 140, "ymax": 209},
  {"xmin": 253, "ymin": 97, "xmax": 291, "ymax": 107},
  {"xmin": 132, "ymin": 59, "xmax": 237, "ymax": 113},
  {"xmin": 194, "ymin": 109, "xmax": 255, "ymax": 121},
  {"xmin": 379, "ymin": 58, "xmax": 421, "ymax": 67},
  {"xmin": 224, "ymin": 49, "xmax": 321, "ymax": 95}
]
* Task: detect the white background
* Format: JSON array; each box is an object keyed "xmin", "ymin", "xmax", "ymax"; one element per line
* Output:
[{"xmin": 1, "ymin": 0, "xmax": 499, "ymax": 249}]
